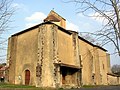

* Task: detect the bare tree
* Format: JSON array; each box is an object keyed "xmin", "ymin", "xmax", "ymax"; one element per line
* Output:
[
  {"xmin": 66, "ymin": 0, "xmax": 120, "ymax": 56},
  {"xmin": 111, "ymin": 64, "xmax": 120, "ymax": 74},
  {"xmin": 79, "ymin": 32, "xmax": 96, "ymax": 43},
  {"xmin": 0, "ymin": 0, "xmax": 14, "ymax": 58}
]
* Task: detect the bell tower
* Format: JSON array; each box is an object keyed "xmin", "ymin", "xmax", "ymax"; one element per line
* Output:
[{"xmin": 44, "ymin": 10, "xmax": 66, "ymax": 29}]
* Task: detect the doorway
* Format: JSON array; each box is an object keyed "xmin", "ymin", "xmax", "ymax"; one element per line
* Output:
[
  {"xmin": 60, "ymin": 66, "xmax": 79, "ymax": 85},
  {"xmin": 25, "ymin": 70, "xmax": 30, "ymax": 85}
]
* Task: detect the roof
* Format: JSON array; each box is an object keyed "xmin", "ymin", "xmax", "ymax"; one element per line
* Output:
[
  {"xmin": 55, "ymin": 63, "xmax": 81, "ymax": 69},
  {"xmin": 95, "ymin": 45, "xmax": 107, "ymax": 51},
  {"xmin": 50, "ymin": 10, "xmax": 66, "ymax": 20},
  {"xmin": 107, "ymin": 73, "xmax": 120, "ymax": 77},
  {"xmin": 11, "ymin": 22, "xmax": 107, "ymax": 52},
  {"xmin": 12, "ymin": 21, "xmax": 72, "ymax": 37},
  {"xmin": 44, "ymin": 15, "xmax": 60, "ymax": 22},
  {"xmin": 78, "ymin": 36, "xmax": 107, "ymax": 51}
]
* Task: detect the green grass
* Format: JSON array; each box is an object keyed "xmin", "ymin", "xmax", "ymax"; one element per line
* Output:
[
  {"xmin": 0, "ymin": 83, "xmax": 46, "ymax": 90},
  {"xmin": 0, "ymin": 83, "xmax": 62, "ymax": 90}
]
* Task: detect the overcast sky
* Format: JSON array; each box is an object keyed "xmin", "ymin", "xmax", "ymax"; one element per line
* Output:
[{"xmin": 1, "ymin": 0, "xmax": 119, "ymax": 66}]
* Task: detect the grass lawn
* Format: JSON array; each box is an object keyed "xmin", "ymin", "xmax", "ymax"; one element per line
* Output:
[
  {"xmin": 0, "ymin": 83, "xmax": 97, "ymax": 89},
  {"xmin": 0, "ymin": 83, "xmax": 59, "ymax": 90}
]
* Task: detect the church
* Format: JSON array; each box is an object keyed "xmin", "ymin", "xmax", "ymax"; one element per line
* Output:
[{"xmin": 7, "ymin": 10, "xmax": 116, "ymax": 88}]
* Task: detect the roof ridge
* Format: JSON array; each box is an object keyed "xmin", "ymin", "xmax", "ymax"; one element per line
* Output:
[{"xmin": 50, "ymin": 10, "xmax": 66, "ymax": 20}]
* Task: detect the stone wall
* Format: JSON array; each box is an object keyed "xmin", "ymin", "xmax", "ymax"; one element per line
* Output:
[
  {"xmin": 78, "ymin": 39, "xmax": 94, "ymax": 85},
  {"xmin": 57, "ymin": 29, "xmax": 74, "ymax": 66},
  {"xmin": 107, "ymin": 74, "xmax": 119, "ymax": 85},
  {"xmin": 93, "ymin": 47, "xmax": 101, "ymax": 85},
  {"xmin": 98, "ymin": 48, "xmax": 108, "ymax": 85},
  {"xmin": 78, "ymin": 39, "xmax": 108, "ymax": 85},
  {"xmin": 8, "ymin": 27, "xmax": 39, "ymax": 86},
  {"xmin": 36, "ymin": 24, "xmax": 56, "ymax": 87},
  {"xmin": 7, "ymin": 36, "xmax": 17, "ymax": 84},
  {"xmin": 15, "ymin": 28, "xmax": 38, "ymax": 85}
]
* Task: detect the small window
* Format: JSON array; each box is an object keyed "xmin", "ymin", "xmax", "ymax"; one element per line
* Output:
[{"xmin": 103, "ymin": 64, "xmax": 104, "ymax": 69}]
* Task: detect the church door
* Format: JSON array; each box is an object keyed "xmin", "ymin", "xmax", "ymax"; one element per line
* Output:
[{"xmin": 25, "ymin": 70, "xmax": 30, "ymax": 85}]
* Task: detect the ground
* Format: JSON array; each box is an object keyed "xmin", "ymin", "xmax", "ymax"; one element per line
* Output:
[
  {"xmin": 0, "ymin": 83, "xmax": 120, "ymax": 90},
  {"xmin": 73, "ymin": 86, "xmax": 120, "ymax": 90}
]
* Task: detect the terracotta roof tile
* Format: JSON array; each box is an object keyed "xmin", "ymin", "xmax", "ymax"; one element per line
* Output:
[{"xmin": 44, "ymin": 15, "xmax": 60, "ymax": 22}]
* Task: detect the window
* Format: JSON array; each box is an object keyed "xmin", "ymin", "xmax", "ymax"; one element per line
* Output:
[{"xmin": 103, "ymin": 64, "xmax": 104, "ymax": 69}]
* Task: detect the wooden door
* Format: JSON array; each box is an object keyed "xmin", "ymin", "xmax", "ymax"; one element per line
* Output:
[{"xmin": 25, "ymin": 70, "xmax": 30, "ymax": 85}]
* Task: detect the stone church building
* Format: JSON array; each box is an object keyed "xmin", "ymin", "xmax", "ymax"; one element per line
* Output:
[{"xmin": 7, "ymin": 10, "xmax": 112, "ymax": 88}]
